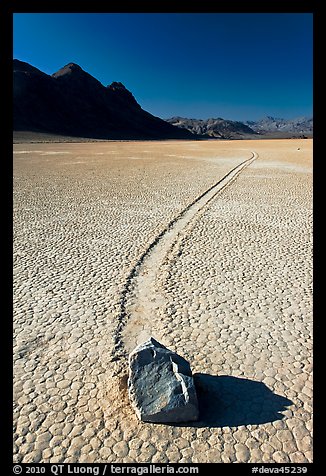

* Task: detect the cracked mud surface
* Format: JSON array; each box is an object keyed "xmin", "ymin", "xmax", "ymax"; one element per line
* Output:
[{"xmin": 13, "ymin": 139, "xmax": 312, "ymax": 463}]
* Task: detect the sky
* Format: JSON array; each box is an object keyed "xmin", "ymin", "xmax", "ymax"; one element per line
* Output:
[{"xmin": 13, "ymin": 13, "xmax": 313, "ymax": 121}]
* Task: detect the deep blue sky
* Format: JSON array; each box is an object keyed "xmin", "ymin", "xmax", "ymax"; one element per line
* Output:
[{"xmin": 13, "ymin": 13, "xmax": 313, "ymax": 121}]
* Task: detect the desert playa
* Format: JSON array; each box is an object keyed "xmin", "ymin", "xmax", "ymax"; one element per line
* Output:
[{"xmin": 13, "ymin": 139, "xmax": 312, "ymax": 463}]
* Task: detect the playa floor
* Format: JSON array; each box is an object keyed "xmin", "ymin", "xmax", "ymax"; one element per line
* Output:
[{"xmin": 13, "ymin": 139, "xmax": 312, "ymax": 463}]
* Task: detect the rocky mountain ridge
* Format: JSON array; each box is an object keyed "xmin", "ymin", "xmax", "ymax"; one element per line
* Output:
[
  {"xmin": 165, "ymin": 117, "xmax": 257, "ymax": 139},
  {"xmin": 244, "ymin": 116, "xmax": 313, "ymax": 137},
  {"xmin": 13, "ymin": 59, "xmax": 195, "ymax": 140},
  {"xmin": 166, "ymin": 116, "xmax": 313, "ymax": 139}
]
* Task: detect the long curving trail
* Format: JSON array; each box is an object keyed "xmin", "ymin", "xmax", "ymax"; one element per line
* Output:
[{"xmin": 111, "ymin": 151, "xmax": 258, "ymax": 365}]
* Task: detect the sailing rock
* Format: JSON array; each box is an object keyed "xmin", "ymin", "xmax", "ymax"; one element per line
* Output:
[{"xmin": 128, "ymin": 337, "xmax": 199, "ymax": 423}]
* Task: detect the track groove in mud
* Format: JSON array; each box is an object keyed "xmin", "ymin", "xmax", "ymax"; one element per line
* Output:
[{"xmin": 111, "ymin": 151, "xmax": 258, "ymax": 365}]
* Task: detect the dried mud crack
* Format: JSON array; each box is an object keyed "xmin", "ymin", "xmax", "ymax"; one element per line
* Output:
[
  {"xmin": 14, "ymin": 140, "xmax": 312, "ymax": 463},
  {"xmin": 111, "ymin": 151, "xmax": 258, "ymax": 369}
]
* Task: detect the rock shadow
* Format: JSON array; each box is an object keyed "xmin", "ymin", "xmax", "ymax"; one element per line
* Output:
[{"xmin": 172, "ymin": 373, "xmax": 293, "ymax": 428}]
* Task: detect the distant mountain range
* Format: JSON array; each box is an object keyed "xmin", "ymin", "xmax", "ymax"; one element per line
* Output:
[
  {"xmin": 14, "ymin": 59, "xmax": 313, "ymax": 141},
  {"xmin": 244, "ymin": 116, "xmax": 313, "ymax": 137},
  {"xmin": 166, "ymin": 116, "xmax": 313, "ymax": 139},
  {"xmin": 165, "ymin": 117, "xmax": 257, "ymax": 139},
  {"xmin": 13, "ymin": 59, "xmax": 194, "ymax": 140}
]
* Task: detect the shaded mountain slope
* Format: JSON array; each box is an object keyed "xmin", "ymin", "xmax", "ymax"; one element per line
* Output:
[
  {"xmin": 165, "ymin": 117, "xmax": 257, "ymax": 139},
  {"xmin": 13, "ymin": 60, "xmax": 195, "ymax": 140}
]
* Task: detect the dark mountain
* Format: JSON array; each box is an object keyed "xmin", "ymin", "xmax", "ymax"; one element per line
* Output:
[
  {"xmin": 13, "ymin": 59, "xmax": 195, "ymax": 140},
  {"xmin": 244, "ymin": 116, "xmax": 313, "ymax": 138},
  {"xmin": 165, "ymin": 117, "xmax": 257, "ymax": 139}
]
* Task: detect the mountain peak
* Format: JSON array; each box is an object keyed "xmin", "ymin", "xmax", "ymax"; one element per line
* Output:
[
  {"xmin": 65, "ymin": 62, "xmax": 82, "ymax": 70},
  {"xmin": 52, "ymin": 63, "xmax": 84, "ymax": 78},
  {"xmin": 52, "ymin": 63, "xmax": 105, "ymax": 91},
  {"xmin": 107, "ymin": 81, "xmax": 141, "ymax": 109},
  {"xmin": 108, "ymin": 81, "xmax": 127, "ymax": 91}
]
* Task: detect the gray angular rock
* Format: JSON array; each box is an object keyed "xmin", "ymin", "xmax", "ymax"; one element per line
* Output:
[{"xmin": 128, "ymin": 337, "xmax": 199, "ymax": 423}]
